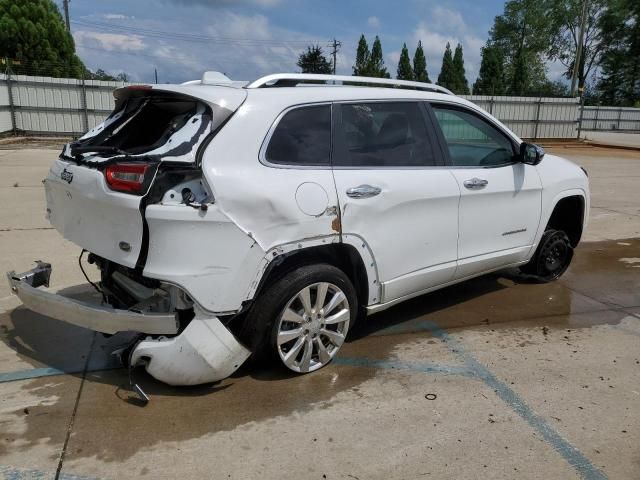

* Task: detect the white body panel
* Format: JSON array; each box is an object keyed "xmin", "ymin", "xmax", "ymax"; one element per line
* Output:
[
  {"xmin": 450, "ymin": 163, "xmax": 543, "ymax": 278},
  {"xmin": 45, "ymin": 158, "xmax": 145, "ymax": 268},
  {"xmin": 333, "ymin": 169, "xmax": 460, "ymax": 302}
]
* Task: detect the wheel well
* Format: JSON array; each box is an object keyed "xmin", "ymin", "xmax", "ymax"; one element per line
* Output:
[
  {"xmin": 252, "ymin": 243, "xmax": 369, "ymax": 308},
  {"xmin": 546, "ymin": 195, "xmax": 585, "ymax": 247}
]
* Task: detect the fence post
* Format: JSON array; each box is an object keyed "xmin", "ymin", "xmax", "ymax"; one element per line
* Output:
[
  {"xmin": 593, "ymin": 106, "xmax": 600, "ymax": 131},
  {"xmin": 489, "ymin": 96, "xmax": 494, "ymax": 115},
  {"xmin": 533, "ymin": 97, "xmax": 542, "ymax": 141},
  {"xmin": 577, "ymin": 96, "xmax": 585, "ymax": 140},
  {"xmin": 5, "ymin": 66, "xmax": 17, "ymax": 136},
  {"xmin": 616, "ymin": 107, "xmax": 623, "ymax": 130},
  {"xmin": 80, "ymin": 74, "xmax": 89, "ymax": 134}
]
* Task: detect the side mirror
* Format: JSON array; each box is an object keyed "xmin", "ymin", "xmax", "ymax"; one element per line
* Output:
[{"xmin": 520, "ymin": 143, "xmax": 545, "ymax": 165}]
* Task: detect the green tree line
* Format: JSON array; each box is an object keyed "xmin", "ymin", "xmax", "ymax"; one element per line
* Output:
[{"xmin": 297, "ymin": 0, "xmax": 638, "ymax": 105}]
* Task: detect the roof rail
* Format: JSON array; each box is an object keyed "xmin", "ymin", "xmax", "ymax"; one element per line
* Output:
[{"xmin": 245, "ymin": 73, "xmax": 453, "ymax": 95}]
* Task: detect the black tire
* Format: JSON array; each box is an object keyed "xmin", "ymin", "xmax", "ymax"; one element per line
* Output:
[
  {"xmin": 240, "ymin": 263, "xmax": 358, "ymax": 373},
  {"xmin": 520, "ymin": 229, "xmax": 573, "ymax": 282}
]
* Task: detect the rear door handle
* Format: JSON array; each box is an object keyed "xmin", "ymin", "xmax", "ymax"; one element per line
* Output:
[
  {"xmin": 346, "ymin": 184, "xmax": 382, "ymax": 199},
  {"xmin": 463, "ymin": 178, "xmax": 488, "ymax": 190}
]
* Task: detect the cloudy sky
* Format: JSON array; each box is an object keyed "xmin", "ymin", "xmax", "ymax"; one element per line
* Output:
[{"xmin": 57, "ymin": 0, "xmax": 512, "ymax": 84}]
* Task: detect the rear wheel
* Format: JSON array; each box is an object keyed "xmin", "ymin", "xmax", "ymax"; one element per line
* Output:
[
  {"xmin": 520, "ymin": 229, "xmax": 573, "ymax": 282},
  {"xmin": 243, "ymin": 264, "xmax": 357, "ymax": 373}
]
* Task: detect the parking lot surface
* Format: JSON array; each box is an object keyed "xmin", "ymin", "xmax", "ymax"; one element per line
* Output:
[{"xmin": 0, "ymin": 145, "xmax": 639, "ymax": 480}]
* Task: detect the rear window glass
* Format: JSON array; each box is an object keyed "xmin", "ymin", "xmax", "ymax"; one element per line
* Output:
[
  {"xmin": 336, "ymin": 102, "xmax": 436, "ymax": 167},
  {"xmin": 265, "ymin": 105, "xmax": 331, "ymax": 166}
]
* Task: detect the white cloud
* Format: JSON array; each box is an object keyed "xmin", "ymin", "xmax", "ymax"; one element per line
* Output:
[
  {"xmin": 432, "ymin": 7, "xmax": 466, "ymax": 35},
  {"xmin": 388, "ymin": 50, "xmax": 400, "ymax": 68},
  {"xmin": 102, "ymin": 14, "xmax": 134, "ymax": 20},
  {"xmin": 367, "ymin": 16, "xmax": 381, "ymax": 29},
  {"xmin": 74, "ymin": 31, "xmax": 145, "ymax": 52},
  {"xmin": 412, "ymin": 19, "xmax": 484, "ymax": 84}
]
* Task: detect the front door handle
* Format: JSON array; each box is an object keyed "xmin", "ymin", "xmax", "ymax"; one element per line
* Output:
[
  {"xmin": 463, "ymin": 178, "xmax": 488, "ymax": 190},
  {"xmin": 346, "ymin": 184, "xmax": 382, "ymax": 199}
]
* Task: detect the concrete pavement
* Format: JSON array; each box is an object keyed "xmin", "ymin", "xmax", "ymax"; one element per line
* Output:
[{"xmin": 0, "ymin": 145, "xmax": 638, "ymax": 479}]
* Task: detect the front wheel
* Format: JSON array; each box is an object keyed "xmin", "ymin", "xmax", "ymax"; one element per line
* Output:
[
  {"xmin": 244, "ymin": 264, "xmax": 357, "ymax": 374},
  {"xmin": 520, "ymin": 229, "xmax": 573, "ymax": 282}
]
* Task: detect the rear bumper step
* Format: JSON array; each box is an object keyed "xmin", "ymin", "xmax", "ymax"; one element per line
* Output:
[{"xmin": 7, "ymin": 262, "xmax": 178, "ymax": 335}]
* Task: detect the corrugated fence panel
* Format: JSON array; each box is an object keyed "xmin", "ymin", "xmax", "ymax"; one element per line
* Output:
[
  {"xmin": 9, "ymin": 74, "xmax": 637, "ymax": 138},
  {"xmin": 581, "ymin": 106, "xmax": 640, "ymax": 132},
  {"xmin": 0, "ymin": 74, "xmax": 126, "ymax": 136},
  {"xmin": 462, "ymin": 96, "xmax": 579, "ymax": 139}
]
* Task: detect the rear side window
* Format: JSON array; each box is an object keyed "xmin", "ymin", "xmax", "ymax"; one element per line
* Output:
[
  {"xmin": 265, "ymin": 105, "xmax": 331, "ymax": 166},
  {"xmin": 336, "ymin": 102, "xmax": 436, "ymax": 167}
]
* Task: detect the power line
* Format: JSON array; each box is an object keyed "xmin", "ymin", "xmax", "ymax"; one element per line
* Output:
[{"xmin": 71, "ymin": 19, "xmax": 328, "ymax": 47}]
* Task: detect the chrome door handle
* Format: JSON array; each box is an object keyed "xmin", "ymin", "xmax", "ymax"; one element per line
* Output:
[
  {"xmin": 346, "ymin": 184, "xmax": 381, "ymax": 199},
  {"xmin": 463, "ymin": 178, "xmax": 488, "ymax": 190}
]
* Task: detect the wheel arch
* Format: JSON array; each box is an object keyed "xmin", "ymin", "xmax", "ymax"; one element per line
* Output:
[
  {"xmin": 245, "ymin": 235, "xmax": 379, "ymax": 311},
  {"xmin": 543, "ymin": 191, "xmax": 587, "ymax": 247}
]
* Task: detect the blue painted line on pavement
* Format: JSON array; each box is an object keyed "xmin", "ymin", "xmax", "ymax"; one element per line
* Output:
[
  {"xmin": 0, "ymin": 318, "xmax": 608, "ymax": 479},
  {"xmin": 0, "ymin": 464, "xmax": 100, "ymax": 480},
  {"xmin": 414, "ymin": 320, "xmax": 607, "ymax": 480},
  {"xmin": 0, "ymin": 367, "xmax": 68, "ymax": 384},
  {"xmin": 334, "ymin": 356, "xmax": 474, "ymax": 377},
  {"xmin": 0, "ymin": 366, "xmax": 120, "ymax": 384}
]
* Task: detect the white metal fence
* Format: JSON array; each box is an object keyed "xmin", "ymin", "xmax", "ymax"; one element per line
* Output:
[
  {"xmin": 2, "ymin": 72, "xmax": 627, "ymax": 140},
  {"xmin": 580, "ymin": 106, "xmax": 640, "ymax": 132},
  {"xmin": 0, "ymin": 73, "xmax": 127, "ymax": 137}
]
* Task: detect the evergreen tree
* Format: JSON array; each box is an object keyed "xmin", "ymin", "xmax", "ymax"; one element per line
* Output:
[
  {"xmin": 297, "ymin": 45, "xmax": 332, "ymax": 74},
  {"xmin": 368, "ymin": 36, "xmax": 390, "ymax": 78},
  {"xmin": 412, "ymin": 41, "xmax": 431, "ymax": 83},
  {"xmin": 0, "ymin": 0, "xmax": 85, "ymax": 78},
  {"xmin": 473, "ymin": 44, "xmax": 506, "ymax": 95},
  {"xmin": 396, "ymin": 43, "xmax": 413, "ymax": 80},
  {"xmin": 452, "ymin": 43, "xmax": 470, "ymax": 94},
  {"xmin": 353, "ymin": 34, "xmax": 371, "ymax": 76},
  {"xmin": 437, "ymin": 42, "xmax": 455, "ymax": 90}
]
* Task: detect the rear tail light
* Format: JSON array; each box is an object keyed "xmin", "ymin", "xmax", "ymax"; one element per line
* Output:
[{"xmin": 105, "ymin": 163, "xmax": 151, "ymax": 194}]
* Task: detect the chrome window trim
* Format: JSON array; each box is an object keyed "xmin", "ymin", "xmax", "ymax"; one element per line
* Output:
[{"xmin": 258, "ymin": 98, "xmax": 524, "ymax": 171}]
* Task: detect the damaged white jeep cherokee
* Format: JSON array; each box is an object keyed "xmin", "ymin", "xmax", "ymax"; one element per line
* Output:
[{"xmin": 8, "ymin": 72, "xmax": 589, "ymax": 386}]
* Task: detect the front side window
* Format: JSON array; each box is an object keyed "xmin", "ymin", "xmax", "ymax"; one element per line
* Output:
[
  {"xmin": 265, "ymin": 105, "xmax": 331, "ymax": 166},
  {"xmin": 432, "ymin": 106, "xmax": 515, "ymax": 167},
  {"xmin": 336, "ymin": 102, "xmax": 436, "ymax": 167}
]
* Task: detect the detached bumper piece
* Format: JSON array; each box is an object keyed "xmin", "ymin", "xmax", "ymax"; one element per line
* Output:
[
  {"xmin": 7, "ymin": 262, "xmax": 251, "ymax": 386},
  {"xmin": 131, "ymin": 317, "xmax": 251, "ymax": 386}
]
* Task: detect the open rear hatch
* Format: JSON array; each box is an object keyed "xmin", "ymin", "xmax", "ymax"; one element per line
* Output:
[{"xmin": 45, "ymin": 85, "xmax": 246, "ymax": 268}]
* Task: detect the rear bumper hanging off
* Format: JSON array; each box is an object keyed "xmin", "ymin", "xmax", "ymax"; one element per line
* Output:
[{"xmin": 6, "ymin": 262, "xmax": 251, "ymax": 386}]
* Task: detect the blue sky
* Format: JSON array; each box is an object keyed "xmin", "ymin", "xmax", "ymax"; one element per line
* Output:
[{"xmin": 55, "ymin": 0, "xmax": 517, "ymax": 84}]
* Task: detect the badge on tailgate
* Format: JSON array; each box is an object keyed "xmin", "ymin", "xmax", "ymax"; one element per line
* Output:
[{"xmin": 61, "ymin": 168, "xmax": 73, "ymax": 184}]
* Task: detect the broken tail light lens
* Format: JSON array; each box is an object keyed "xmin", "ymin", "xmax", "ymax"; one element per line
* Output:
[{"xmin": 105, "ymin": 163, "xmax": 150, "ymax": 194}]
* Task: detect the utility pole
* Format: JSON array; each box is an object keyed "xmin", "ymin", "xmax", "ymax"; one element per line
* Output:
[
  {"xmin": 63, "ymin": 0, "xmax": 71, "ymax": 32},
  {"xmin": 154, "ymin": 68, "xmax": 158, "ymax": 84},
  {"xmin": 571, "ymin": 0, "xmax": 588, "ymax": 97},
  {"xmin": 329, "ymin": 38, "xmax": 342, "ymax": 74}
]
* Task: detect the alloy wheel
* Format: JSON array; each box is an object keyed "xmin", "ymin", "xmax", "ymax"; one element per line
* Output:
[{"xmin": 276, "ymin": 282, "xmax": 350, "ymax": 373}]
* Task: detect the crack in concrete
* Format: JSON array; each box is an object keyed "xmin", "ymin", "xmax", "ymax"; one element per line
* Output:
[{"xmin": 54, "ymin": 332, "xmax": 96, "ymax": 480}]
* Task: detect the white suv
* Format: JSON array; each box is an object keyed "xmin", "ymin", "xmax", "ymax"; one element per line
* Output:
[{"xmin": 8, "ymin": 72, "xmax": 589, "ymax": 386}]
